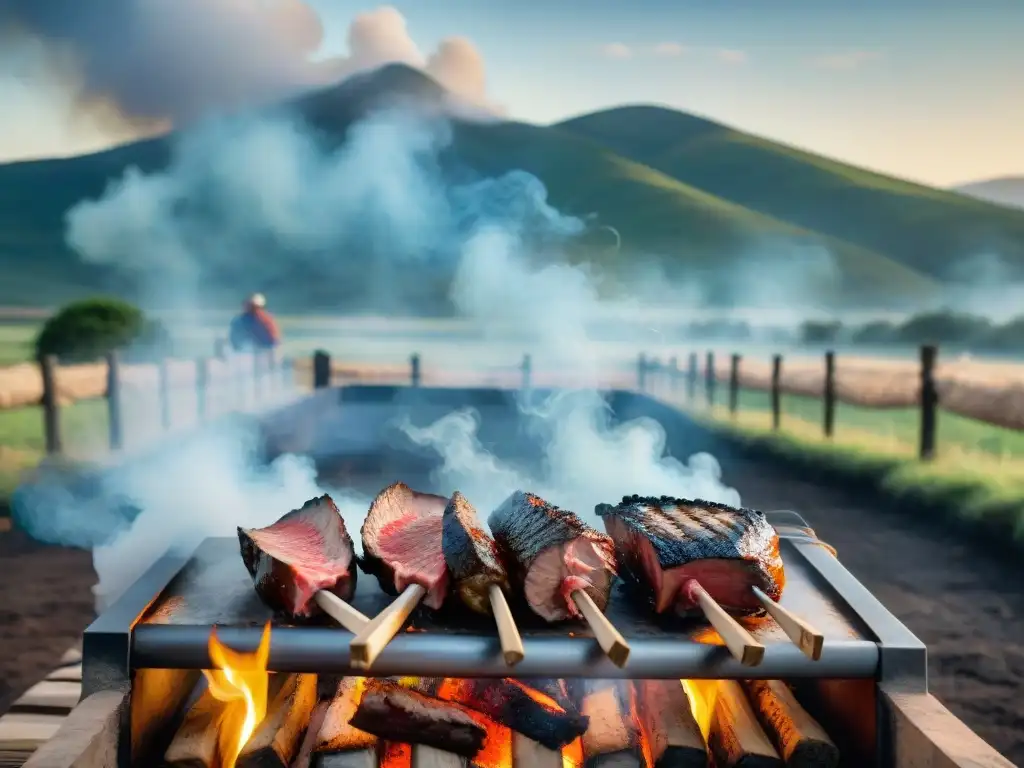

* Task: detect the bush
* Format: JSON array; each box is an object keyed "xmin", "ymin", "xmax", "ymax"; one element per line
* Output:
[
  {"xmin": 34, "ymin": 297, "xmax": 170, "ymax": 363},
  {"xmin": 799, "ymin": 320, "xmax": 843, "ymax": 344}
]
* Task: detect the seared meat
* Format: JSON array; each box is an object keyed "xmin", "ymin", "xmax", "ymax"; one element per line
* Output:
[
  {"xmin": 360, "ymin": 482, "xmax": 450, "ymax": 610},
  {"xmin": 238, "ymin": 495, "xmax": 357, "ymax": 617},
  {"xmin": 488, "ymin": 491, "xmax": 616, "ymax": 622},
  {"xmin": 595, "ymin": 495, "xmax": 784, "ymax": 617},
  {"xmin": 442, "ymin": 491, "xmax": 511, "ymax": 615}
]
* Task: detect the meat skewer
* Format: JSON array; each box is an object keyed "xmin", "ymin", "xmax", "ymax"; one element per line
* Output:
[
  {"xmin": 352, "ymin": 483, "xmax": 450, "ymax": 669},
  {"xmin": 489, "ymin": 491, "xmax": 630, "ymax": 667},
  {"xmin": 238, "ymin": 495, "xmax": 370, "ymax": 633},
  {"xmin": 751, "ymin": 586, "xmax": 824, "ymax": 661},
  {"xmin": 442, "ymin": 491, "xmax": 524, "ymax": 666},
  {"xmin": 597, "ymin": 495, "xmax": 786, "ymax": 666}
]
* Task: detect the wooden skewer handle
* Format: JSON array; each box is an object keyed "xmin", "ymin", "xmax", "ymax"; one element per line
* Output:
[
  {"xmin": 571, "ymin": 589, "xmax": 631, "ymax": 668},
  {"xmin": 691, "ymin": 582, "xmax": 765, "ymax": 667},
  {"xmin": 350, "ymin": 583, "xmax": 427, "ymax": 670},
  {"xmin": 752, "ymin": 586, "xmax": 824, "ymax": 661},
  {"xmin": 488, "ymin": 584, "xmax": 525, "ymax": 667},
  {"xmin": 313, "ymin": 591, "xmax": 370, "ymax": 634}
]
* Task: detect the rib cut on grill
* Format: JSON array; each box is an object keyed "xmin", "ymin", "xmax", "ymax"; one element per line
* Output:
[
  {"xmin": 442, "ymin": 491, "xmax": 511, "ymax": 615},
  {"xmin": 238, "ymin": 495, "xmax": 357, "ymax": 617},
  {"xmin": 596, "ymin": 495, "xmax": 784, "ymax": 617},
  {"xmin": 488, "ymin": 491, "xmax": 617, "ymax": 622},
  {"xmin": 360, "ymin": 482, "xmax": 450, "ymax": 610}
]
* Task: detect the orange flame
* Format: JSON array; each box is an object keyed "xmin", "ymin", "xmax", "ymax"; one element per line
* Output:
[
  {"xmin": 562, "ymin": 737, "xmax": 584, "ymax": 768},
  {"xmin": 204, "ymin": 622, "xmax": 272, "ymax": 768},
  {"xmin": 680, "ymin": 679, "xmax": 718, "ymax": 741}
]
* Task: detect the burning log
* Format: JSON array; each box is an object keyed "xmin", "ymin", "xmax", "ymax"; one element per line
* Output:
[
  {"xmin": 313, "ymin": 679, "xmax": 379, "ymax": 768},
  {"xmin": 705, "ymin": 681, "xmax": 782, "ymax": 768},
  {"xmin": 164, "ymin": 689, "xmax": 224, "ymax": 768},
  {"xmin": 635, "ymin": 681, "xmax": 706, "ymax": 768},
  {"xmin": 512, "ymin": 733, "xmax": 562, "ymax": 768},
  {"xmin": 401, "ymin": 678, "xmax": 588, "ymax": 750},
  {"xmin": 237, "ymin": 674, "xmax": 317, "ymax": 768},
  {"xmin": 741, "ymin": 680, "xmax": 839, "ymax": 768},
  {"xmin": 348, "ymin": 680, "xmax": 486, "ymax": 758},
  {"xmin": 412, "ymin": 745, "xmax": 467, "ymax": 768},
  {"xmin": 574, "ymin": 681, "xmax": 644, "ymax": 768}
]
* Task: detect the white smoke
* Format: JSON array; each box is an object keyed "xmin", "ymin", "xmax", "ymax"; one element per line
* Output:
[{"xmin": 18, "ymin": 100, "xmax": 740, "ymax": 610}]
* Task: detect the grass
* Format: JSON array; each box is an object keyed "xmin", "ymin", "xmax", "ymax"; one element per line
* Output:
[
  {"xmin": 0, "ymin": 322, "xmax": 36, "ymax": 366},
  {"xmin": 678, "ymin": 389, "xmax": 1024, "ymax": 552},
  {"xmin": 556, "ymin": 105, "xmax": 1024, "ymax": 282}
]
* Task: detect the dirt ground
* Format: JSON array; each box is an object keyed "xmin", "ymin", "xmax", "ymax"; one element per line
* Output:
[{"xmin": 0, "ymin": 464, "xmax": 1022, "ymax": 764}]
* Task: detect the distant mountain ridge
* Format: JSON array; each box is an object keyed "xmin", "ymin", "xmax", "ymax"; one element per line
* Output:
[
  {"xmin": 0, "ymin": 65, "xmax": 1021, "ymax": 311},
  {"xmin": 954, "ymin": 176, "xmax": 1024, "ymax": 210}
]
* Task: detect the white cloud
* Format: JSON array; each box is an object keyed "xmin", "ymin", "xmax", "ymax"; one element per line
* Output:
[
  {"xmin": 812, "ymin": 50, "xmax": 883, "ymax": 71},
  {"xmin": 0, "ymin": 3, "xmax": 500, "ymax": 161},
  {"xmin": 652, "ymin": 42, "xmax": 686, "ymax": 58},
  {"xmin": 715, "ymin": 49, "xmax": 747, "ymax": 65},
  {"xmin": 600, "ymin": 42, "xmax": 633, "ymax": 60}
]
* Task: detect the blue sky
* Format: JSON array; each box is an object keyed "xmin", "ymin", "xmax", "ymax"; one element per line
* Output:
[{"xmin": 310, "ymin": 0, "xmax": 1023, "ymax": 186}]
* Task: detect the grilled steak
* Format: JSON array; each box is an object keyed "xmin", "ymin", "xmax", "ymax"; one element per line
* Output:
[
  {"xmin": 238, "ymin": 495, "xmax": 357, "ymax": 618},
  {"xmin": 442, "ymin": 491, "xmax": 511, "ymax": 614},
  {"xmin": 595, "ymin": 495, "xmax": 784, "ymax": 617},
  {"xmin": 399, "ymin": 677, "xmax": 589, "ymax": 750},
  {"xmin": 349, "ymin": 680, "xmax": 486, "ymax": 758},
  {"xmin": 488, "ymin": 491, "xmax": 617, "ymax": 622},
  {"xmin": 360, "ymin": 482, "xmax": 450, "ymax": 610}
]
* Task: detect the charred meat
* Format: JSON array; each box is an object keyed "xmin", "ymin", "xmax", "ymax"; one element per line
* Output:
[
  {"xmin": 360, "ymin": 482, "xmax": 450, "ymax": 610},
  {"xmin": 596, "ymin": 495, "xmax": 784, "ymax": 617},
  {"xmin": 442, "ymin": 491, "xmax": 511, "ymax": 614},
  {"xmin": 238, "ymin": 495, "xmax": 357, "ymax": 618},
  {"xmin": 488, "ymin": 491, "xmax": 617, "ymax": 622}
]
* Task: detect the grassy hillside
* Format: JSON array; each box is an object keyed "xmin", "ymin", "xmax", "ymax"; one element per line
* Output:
[
  {"xmin": 0, "ymin": 66, "xmax": 965, "ymax": 310},
  {"xmin": 557, "ymin": 106, "xmax": 1024, "ymax": 281}
]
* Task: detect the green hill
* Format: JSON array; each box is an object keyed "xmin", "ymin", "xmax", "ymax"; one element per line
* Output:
[
  {"xmin": 0, "ymin": 66, "xmax": 962, "ymax": 310},
  {"xmin": 556, "ymin": 105, "xmax": 1024, "ymax": 282}
]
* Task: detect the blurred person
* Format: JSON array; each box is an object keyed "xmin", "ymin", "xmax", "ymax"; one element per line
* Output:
[{"xmin": 229, "ymin": 292, "xmax": 281, "ymax": 352}]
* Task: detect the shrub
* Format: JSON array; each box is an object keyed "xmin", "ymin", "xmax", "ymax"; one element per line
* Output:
[
  {"xmin": 799, "ymin": 320, "xmax": 843, "ymax": 344},
  {"xmin": 34, "ymin": 297, "xmax": 170, "ymax": 363}
]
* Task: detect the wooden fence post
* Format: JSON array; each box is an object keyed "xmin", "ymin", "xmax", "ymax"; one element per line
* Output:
[
  {"xmin": 313, "ymin": 350, "xmax": 331, "ymax": 389},
  {"xmin": 195, "ymin": 357, "xmax": 209, "ymax": 422},
  {"xmin": 687, "ymin": 353, "xmax": 697, "ymax": 401},
  {"xmin": 267, "ymin": 351, "xmax": 278, "ymax": 398},
  {"xmin": 39, "ymin": 355, "xmax": 62, "ymax": 455},
  {"xmin": 669, "ymin": 356, "xmax": 679, "ymax": 392},
  {"xmin": 157, "ymin": 358, "xmax": 171, "ymax": 431},
  {"xmin": 213, "ymin": 338, "xmax": 227, "ymax": 359},
  {"xmin": 919, "ymin": 345, "xmax": 938, "ymax": 460},
  {"xmin": 410, "ymin": 353, "xmax": 421, "ymax": 387},
  {"xmin": 705, "ymin": 351, "xmax": 715, "ymax": 407},
  {"xmin": 728, "ymin": 354, "xmax": 741, "ymax": 416},
  {"xmin": 771, "ymin": 354, "xmax": 782, "ymax": 431},
  {"xmin": 106, "ymin": 351, "xmax": 123, "ymax": 451},
  {"xmin": 521, "ymin": 354, "xmax": 532, "ymax": 390},
  {"xmin": 637, "ymin": 353, "xmax": 647, "ymax": 392},
  {"xmin": 253, "ymin": 351, "xmax": 264, "ymax": 405},
  {"xmin": 823, "ymin": 350, "xmax": 836, "ymax": 438}
]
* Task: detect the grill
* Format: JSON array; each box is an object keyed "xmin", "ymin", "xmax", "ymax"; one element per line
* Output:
[{"xmin": 22, "ymin": 385, "xmax": 1013, "ymax": 768}]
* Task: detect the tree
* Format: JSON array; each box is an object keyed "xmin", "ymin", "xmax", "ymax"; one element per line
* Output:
[{"xmin": 34, "ymin": 297, "xmax": 170, "ymax": 363}]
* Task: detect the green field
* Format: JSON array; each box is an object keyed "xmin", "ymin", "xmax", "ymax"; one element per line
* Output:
[{"xmin": 4, "ymin": 65, "xmax": 1024, "ymax": 310}]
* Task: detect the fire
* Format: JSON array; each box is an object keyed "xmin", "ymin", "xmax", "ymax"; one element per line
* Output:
[
  {"xmin": 505, "ymin": 678, "xmax": 563, "ymax": 711},
  {"xmin": 681, "ymin": 679, "xmax": 718, "ymax": 741},
  {"xmin": 204, "ymin": 622, "xmax": 272, "ymax": 768},
  {"xmin": 435, "ymin": 679, "xmax": 513, "ymax": 768}
]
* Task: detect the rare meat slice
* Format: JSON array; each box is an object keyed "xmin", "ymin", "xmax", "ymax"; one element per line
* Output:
[
  {"xmin": 238, "ymin": 495, "xmax": 357, "ymax": 617},
  {"xmin": 348, "ymin": 680, "xmax": 486, "ymax": 758},
  {"xmin": 442, "ymin": 491, "xmax": 511, "ymax": 614},
  {"xmin": 360, "ymin": 482, "xmax": 450, "ymax": 610},
  {"xmin": 488, "ymin": 491, "xmax": 617, "ymax": 622},
  {"xmin": 595, "ymin": 495, "xmax": 784, "ymax": 617}
]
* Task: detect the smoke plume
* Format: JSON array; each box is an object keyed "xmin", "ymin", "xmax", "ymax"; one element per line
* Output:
[
  {"xmin": 17, "ymin": 96, "xmax": 740, "ymax": 609},
  {"xmin": 0, "ymin": 2, "xmax": 499, "ymax": 160}
]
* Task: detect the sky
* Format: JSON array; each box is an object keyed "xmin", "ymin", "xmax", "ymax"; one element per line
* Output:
[{"xmin": 1, "ymin": 0, "xmax": 1022, "ymax": 187}]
